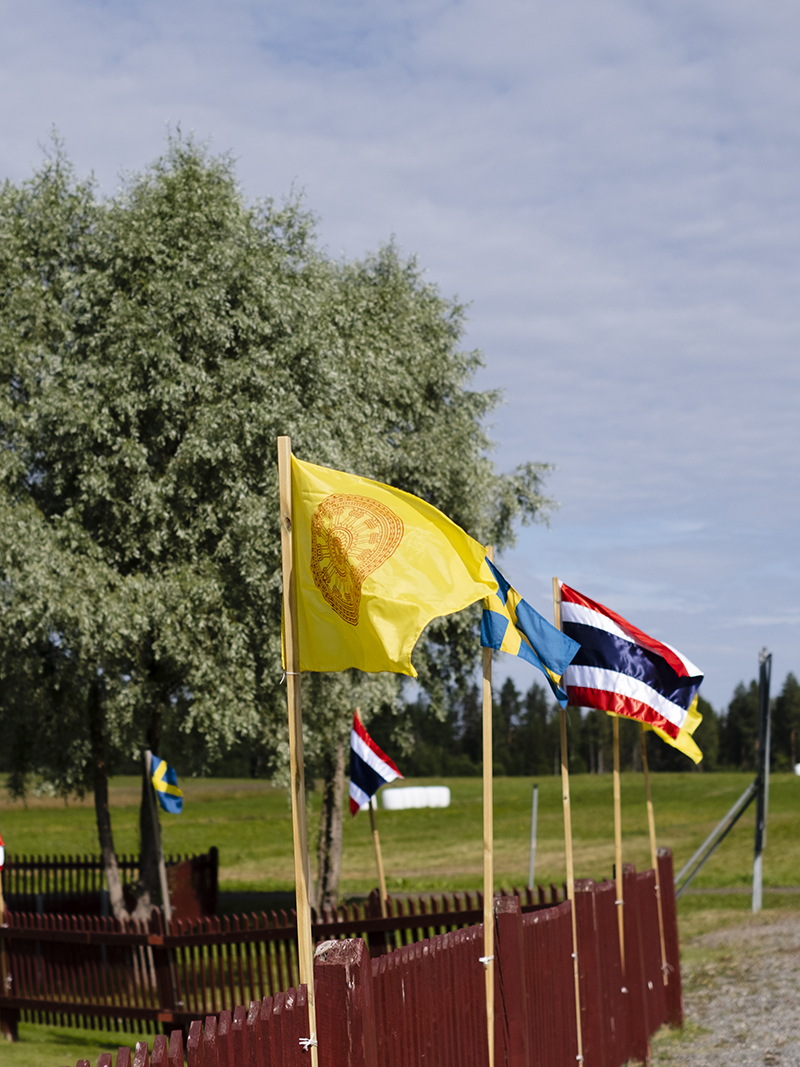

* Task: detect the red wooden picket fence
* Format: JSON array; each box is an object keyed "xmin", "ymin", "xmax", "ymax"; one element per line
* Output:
[
  {"xmin": 0, "ymin": 882, "xmax": 557, "ymax": 1037},
  {"xmin": 2, "ymin": 850, "xmax": 218, "ymax": 921},
  {"xmin": 60, "ymin": 850, "xmax": 682, "ymax": 1067}
]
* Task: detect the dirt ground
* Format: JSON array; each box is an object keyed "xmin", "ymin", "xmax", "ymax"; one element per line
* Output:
[{"xmin": 651, "ymin": 911, "xmax": 800, "ymax": 1065}]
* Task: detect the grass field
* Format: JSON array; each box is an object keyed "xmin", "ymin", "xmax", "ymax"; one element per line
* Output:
[
  {"xmin": 2, "ymin": 771, "xmax": 799, "ymax": 895},
  {"xmin": 2, "ymin": 771, "xmax": 799, "ymax": 1066}
]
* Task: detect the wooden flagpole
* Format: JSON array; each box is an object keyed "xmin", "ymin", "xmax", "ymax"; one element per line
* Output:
[
  {"xmin": 640, "ymin": 724, "xmax": 669, "ymax": 985},
  {"xmin": 482, "ymin": 547, "xmax": 495, "ymax": 1067},
  {"xmin": 354, "ymin": 706, "xmax": 390, "ymax": 919},
  {"xmin": 0, "ymin": 854, "xmax": 6, "ymax": 1022},
  {"xmin": 612, "ymin": 716, "xmax": 626, "ymax": 976},
  {"xmin": 368, "ymin": 802, "xmax": 390, "ymax": 919},
  {"xmin": 552, "ymin": 578, "xmax": 584, "ymax": 1065},
  {"xmin": 144, "ymin": 750, "xmax": 173, "ymax": 927},
  {"xmin": 278, "ymin": 435, "xmax": 319, "ymax": 1066}
]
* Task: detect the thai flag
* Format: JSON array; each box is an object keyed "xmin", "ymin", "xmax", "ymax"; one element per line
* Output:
[
  {"xmin": 349, "ymin": 711, "xmax": 402, "ymax": 816},
  {"xmin": 560, "ymin": 583, "xmax": 703, "ymax": 740}
]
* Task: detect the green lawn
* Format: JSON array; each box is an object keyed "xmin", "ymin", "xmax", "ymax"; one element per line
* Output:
[
  {"xmin": 3, "ymin": 772, "xmax": 799, "ymax": 1065},
  {"xmin": 2, "ymin": 1024, "xmax": 128, "ymax": 1067},
  {"xmin": 2, "ymin": 771, "xmax": 798, "ymax": 895}
]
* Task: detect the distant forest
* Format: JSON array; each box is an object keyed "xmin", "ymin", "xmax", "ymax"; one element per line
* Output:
[
  {"xmin": 6, "ymin": 673, "xmax": 795, "ymax": 782},
  {"xmin": 366, "ymin": 671, "xmax": 800, "ymax": 776}
]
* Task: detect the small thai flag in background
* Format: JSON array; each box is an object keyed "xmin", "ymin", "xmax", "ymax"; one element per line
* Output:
[{"xmin": 349, "ymin": 711, "xmax": 402, "ymax": 816}]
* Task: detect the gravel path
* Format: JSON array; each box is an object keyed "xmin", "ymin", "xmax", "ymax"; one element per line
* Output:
[{"xmin": 652, "ymin": 913, "xmax": 800, "ymax": 1065}]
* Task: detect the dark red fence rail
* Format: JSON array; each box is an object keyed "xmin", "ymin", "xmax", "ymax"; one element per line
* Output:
[{"xmin": 61, "ymin": 850, "xmax": 682, "ymax": 1067}]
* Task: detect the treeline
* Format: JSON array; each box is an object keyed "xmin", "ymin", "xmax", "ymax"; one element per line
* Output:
[{"xmin": 366, "ymin": 672, "xmax": 800, "ymax": 776}]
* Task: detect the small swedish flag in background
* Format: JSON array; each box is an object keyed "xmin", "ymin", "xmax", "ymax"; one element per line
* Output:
[
  {"xmin": 150, "ymin": 755, "xmax": 183, "ymax": 814},
  {"xmin": 481, "ymin": 558, "xmax": 580, "ymax": 706}
]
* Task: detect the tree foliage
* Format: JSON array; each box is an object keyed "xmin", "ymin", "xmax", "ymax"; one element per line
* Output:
[{"xmin": 0, "ymin": 135, "xmax": 553, "ymax": 907}]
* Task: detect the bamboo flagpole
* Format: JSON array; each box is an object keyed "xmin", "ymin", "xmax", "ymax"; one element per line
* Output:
[
  {"xmin": 552, "ymin": 578, "xmax": 584, "ymax": 1065},
  {"xmin": 0, "ymin": 837, "xmax": 6, "ymax": 1023},
  {"xmin": 640, "ymin": 724, "xmax": 669, "ymax": 985},
  {"xmin": 277, "ymin": 435, "xmax": 319, "ymax": 1065},
  {"xmin": 353, "ymin": 704, "xmax": 391, "ymax": 919},
  {"xmin": 612, "ymin": 716, "xmax": 626, "ymax": 977},
  {"xmin": 368, "ymin": 801, "xmax": 389, "ymax": 919},
  {"xmin": 482, "ymin": 547, "xmax": 495, "ymax": 1067}
]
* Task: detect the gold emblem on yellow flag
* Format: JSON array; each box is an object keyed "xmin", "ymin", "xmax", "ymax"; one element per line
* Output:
[
  {"xmin": 290, "ymin": 456, "xmax": 497, "ymax": 675},
  {"xmin": 310, "ymin": 495, "xmax": 404, "ymax": 625}
]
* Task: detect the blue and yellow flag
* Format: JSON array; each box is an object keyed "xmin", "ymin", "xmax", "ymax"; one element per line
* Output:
[
  {"xmin": 150, "ymin": 755, "xmax": 183, "ymax": 815},
  {"xmin": 481, "ymin": 559, "xmax": 580, "ymax": 706}
]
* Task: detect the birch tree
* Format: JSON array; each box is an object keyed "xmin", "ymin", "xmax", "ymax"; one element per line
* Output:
[{"xmin": 0, "ymin": 136, "xmax": 553, "ymax": 913}]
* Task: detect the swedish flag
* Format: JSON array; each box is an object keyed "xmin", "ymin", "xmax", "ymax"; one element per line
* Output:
[
  {"xmin": 481, "ymin": 559, "xmax": 580, "ymax": 706},
  {"xmin": 150, "ymin": 755, "xmax": 183, "ymax": 814}
]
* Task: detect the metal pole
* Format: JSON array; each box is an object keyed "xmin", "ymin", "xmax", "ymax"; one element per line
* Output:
[
  {"xmin": 674, "ymin": 782, "xmax": 757, "ymax": 898},
  {"xmin": 752, "ymin": 649, "xmax": 772, "ymax": 914},
  {"xmin": 527, "ymin": 784, "xmax": 539, "ymax": 892}
]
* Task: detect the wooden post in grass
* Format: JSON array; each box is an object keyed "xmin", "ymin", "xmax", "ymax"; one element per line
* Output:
[
  {"xmin": 612, "ymin": 716, "xmax": 626, "ymax": 976},
  {"xmin": 552, "ymin": 577, "xmax": 584, "ymax": 1066},
  {"xmin": 143, "ymin": 750, "xmax": 173, "ymax": 927},
  {"xmin": 368, "ymin": 801, "xmax": 389, "ymax": 918},
  {"xmin": 640, "ymin": 724, "xmax": 669, "ymax": 985},
  {"xmin": 278, "ymin": 435, "xmax": 319, "ymax": 1067},
  {"xmin": 482, "ymin": 547, "xmax": 495, "ymax": 1067}
]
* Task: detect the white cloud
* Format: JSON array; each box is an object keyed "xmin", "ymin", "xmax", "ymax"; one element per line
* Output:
[{"xmin": 1, "ymin": 0, "xmax": 799, "ymax": 707}]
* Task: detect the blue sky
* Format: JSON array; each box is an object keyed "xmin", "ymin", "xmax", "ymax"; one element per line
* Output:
[{"xmin": 2, "ymin": 0, "xmax": 798, "ymax": 708}]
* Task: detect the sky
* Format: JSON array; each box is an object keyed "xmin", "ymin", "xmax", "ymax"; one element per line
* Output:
[{"xmin": 1, "ymin": 0, "xmax": 798, "ymax": 709}]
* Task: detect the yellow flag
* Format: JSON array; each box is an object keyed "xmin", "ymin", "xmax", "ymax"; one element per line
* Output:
[
  {"xmin": 289, "ymin": 456, "xmax": 497, "ymax": 675},
  {"xmin": 644, "ymin": 694, "xmax": 703, "ymax": 764}
]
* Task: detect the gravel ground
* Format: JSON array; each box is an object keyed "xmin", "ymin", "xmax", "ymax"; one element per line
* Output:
[{"xmin": 652, "ymin": 913, "xmax": 800, "ymax": 1065}]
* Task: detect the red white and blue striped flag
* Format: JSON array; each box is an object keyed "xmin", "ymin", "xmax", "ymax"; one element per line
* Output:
[
  {"xmin": 349, "ymin": 711, "xmax": 402, "ymax": 815},
  {"xmin": 560, "ymin": 583, "xmax": 704, "ymax": 760}
]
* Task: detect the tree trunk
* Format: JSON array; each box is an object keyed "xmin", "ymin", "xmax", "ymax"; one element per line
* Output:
[
  {"xmin": 133, "ymin": 703, "xmax": 163, "ymax": 920},
  {"xmin": 87, "ymin": 677, "xmax": 129, "ymax": 921},
  {"xmin": 315, "ymin": 739, "xmax": 346, "ymax": 914}
]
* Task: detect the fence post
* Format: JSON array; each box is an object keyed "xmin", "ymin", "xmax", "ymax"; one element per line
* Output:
[
  {"xmin": 622, "ymin": 865, "xmax": 650, "ymax": 1065},
  {"xmin": 244, "ymin": 1000, "xmax": 262, "ymax": 1067},
  {"xmin": 168, "ymin": 1030, "xmax": 184, "ymax": 1067},
  {"xmin": 204, "ymin": 1014, "xmax": 220, "ymax": 1067},
  {"xmin": 573, "ymin": 879, "xmax": 607, "ymax": 1067},
  {"xmin": 657, "ymin": 848, "xmax": 683, "ymax": 1027},
  {"xmin": 133, "ymin": 1040, "xmax": 151, "ymax": 1067},
  {"xmin": 149, "ymin": 909, "xmax": 176, "ymax": 1027},
  {"xmin": 208, "ymin": 848, "xmax": 219, "ymax": 917},
  {"xmin": 187, "ymin": 1021, "xmax": 203, "ymax": 1067},
  {"xmin": 151, "ymin": 1034, "xmax": 168, "ymax": 1067},
  {"xmin": 314, "ymin": 937, "xmax": 377, "ymax": 1067},
  {"xmin": 232, "ymin": 1003, "xmax": 249, "ymax": 1067},
  {"xmin": 493, "ymin": 895, "xmax": 530, "ymax": 1067},
  {"xmin": 217, "ymin": 1010, "xmax": 231, "ymax": 1067},
  {"xmin": 0, "ymin": 1007, "xmax": 19, "ymax": 1042}
]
